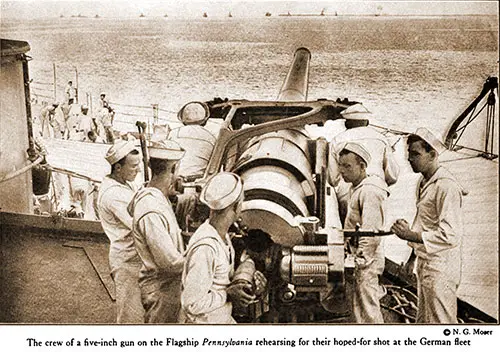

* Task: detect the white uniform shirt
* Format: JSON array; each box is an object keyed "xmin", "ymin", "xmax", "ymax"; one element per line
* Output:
[
  {"xmin": 181, "ymin": 220, "xmax": 235, "ymax": 324},
  {"xmin": 129, "ymin": 187, "xmax": 185, "ymax": 289},
  {"xmin": 344, "ymin": 175, "xmax": 388, "ymax": 268},
  {"xmin": 409, "ymin": 167, "xmax": 465, "ymax": 271},
  {"xmin": 65, "ymin": 85, "xmax": 76, "ymax": 100},
  {"xmin": 168, "ymin": 125, "xmax": 216, "ymax": 178},
  {"xmin": 97, "ymin": 176, "xmax": 139, "ymax": 269}
]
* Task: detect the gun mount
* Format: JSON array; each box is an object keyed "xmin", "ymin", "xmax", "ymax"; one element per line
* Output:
[{"xmin": 177, "ymin": 48, "xmax": 362, "ymax": 323}]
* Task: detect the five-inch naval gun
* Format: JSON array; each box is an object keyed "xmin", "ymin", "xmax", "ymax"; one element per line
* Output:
[{"xmin": 176, "ymin": 48, "xmax": 368, "ymax": 323}]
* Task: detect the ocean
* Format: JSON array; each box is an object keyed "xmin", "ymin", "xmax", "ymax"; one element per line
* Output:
[
  {"xmin": 1, "ymin": 14, "xmax": 499, "ymax": 323},
  {"xmin": 1, "ymin": 15, "xmax": 498, "ymax": 133}
]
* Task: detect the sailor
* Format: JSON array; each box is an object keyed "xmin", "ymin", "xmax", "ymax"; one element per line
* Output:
[
  {"xmin": 97, "ymin": 140, "xmax": 144, "ymax": 323},
  {"xmin": 51, "ymin": 101, "xmax": 70, "ymax": 139},
  {"xmin": 391, "ymin": 128, "xmax": 466, "ymax": 323},
  {"xmin": 78, "ymin": 104, "xmax": 94, "ymax": 137},
  {"xmin": 169, "ymin": 101, "xmax": 216, "ymax": 180},
  {"xmin": 127, "ymin": 139, "xmax": 186, "ymax": 323},
  {"xmin": 65, "ymin": 80, "xmax": 76, "ymax": 105},
  {"xmin": 338, "ymin": 142, "xmax": 388, "ymax": 324},
  {"xmin": 98, "ymin": 92, "xmax": 109, "ymax": 109},
  {"xmin": 329, "ymin": 127, "xmax": 400, "ymax": 187},
  {"xmin": 39, "ymin": 102, "xmax": 58, "ymax": 138},
  {"xmin": 95, "ymin": 92, "xmax": 114, "ymax": 143},
  {"xmin": 179, "ymin": 172, "xmax": 264, "ymax": 324},
  {"xmin": 328, "ymin": 105, "xmax": 399, "ymax": 222},
  {"xmin": 65, "ymin": 105, "xmax": 95, "ymax": 219},
  {"xmin": 168, "ymin": 102, "xmax": 217, "ymax": 232},
  {"xmin": 87, "ymin": 130, "xmax": 105, "ymax": 143}
]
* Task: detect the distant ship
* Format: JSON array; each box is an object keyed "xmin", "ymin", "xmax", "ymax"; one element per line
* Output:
[
  {"xmin": 60, "ymin": 14, "xmax": 64, "ymax": 18},
  {"xmin": 278, "ymin": 9, "xmax": 339, "ymax": 17},
  {"xmin": 203, "ymin": 12, "xmax": 208, "ymax": 18},
  {"xmin": 139, "ymin": 13, "xmax": 145, "ymax": 18},
  {"xmin": 164, "ymin": 14, "xmax": 168, "ymax": 18},
  {"xmin": 228, "ymin": 12, "xmax": 232, "ymax": 18},
  {"xmin": 265, "ymin": 12, "xmax": 272, "ymax": 17},
  {"xmin": 95, "ymin": 14, "xmax": 100, "ymax": 19}
]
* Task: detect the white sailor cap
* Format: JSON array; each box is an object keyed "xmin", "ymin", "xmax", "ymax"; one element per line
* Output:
[
  {"xmin": 148, "ymin": 139, "xmax": 185, "ymax": 161},
  {"xmin": 105, "ymin": 140, "xmax": 138, "ymax": 165},
  {"xmin": 200, "ymin": 172, "xmax": 243, "ymax": 210},
  {"xmin": 411, "ymin": 127, "xmax": 447, "ymax": 155},
  {"xmin": 177, "ymin": 101, "xmax": 210, "ymax": 126},
  {"xmin": 340, "ymin": 142, "xmax": 372, "ymax": 165},
  {"xmin": 340, "ymin": 103, "xmax": 372, "ymax": 120},
  {"xmin": 100, "ymin": 92, "xmax": 106, "ymax": 96}
]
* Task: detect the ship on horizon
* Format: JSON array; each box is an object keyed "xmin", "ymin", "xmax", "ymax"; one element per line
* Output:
[{"xmin": 279, "ymin": 9, "xmax": 340, "ymax": 17}]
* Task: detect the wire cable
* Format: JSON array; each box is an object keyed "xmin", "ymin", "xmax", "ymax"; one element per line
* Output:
[{"xmin": 0, "ymin": 156, "xmax": 44, "ymax": 184}]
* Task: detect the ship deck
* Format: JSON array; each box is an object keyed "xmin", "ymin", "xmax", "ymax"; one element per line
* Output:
[{"xmin": 0, "ymin": 138, "xmax": 497, "ymax": 323}]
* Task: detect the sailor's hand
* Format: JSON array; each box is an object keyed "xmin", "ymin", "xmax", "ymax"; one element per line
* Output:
[
  {"xmin": 253, "ymin": 271, "xmax": 267, "ymax": 297},
  {"xmin": 227, "ymin": 282, "xmax": 256, "ymax": 307},
  {"xmin": 390, "ymin": 219, "xmax": 409, "ymax": 237},
  {"xmin": 391, "ymin": 219, "xmax": 422, "ymax": 243}
]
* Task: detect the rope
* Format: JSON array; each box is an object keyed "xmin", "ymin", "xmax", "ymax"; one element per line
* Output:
[
  {"xmin": 32, "ymin": 92, "xmax": 55, "ymax": 101},
  {"xmin": 446, "ymin": 145, "xmax": 498, "ymax": 161},
  {"xmin": 31, "ymin": 81, "xmax": 54, "ymax": 86},
  {"xmin": 452, "ymin": 103, "xmax": 487, "ymax": 149},
  {"xmin": 41, "ymin": 164, "xmax": 102, "ymax": 183},
  {"xmin": 0, "ymin": 156, "xmax": 44, "ymax": 184},
  {"xmin": 381, "ymin": 285, "xmax": 418, "ymax": 323},
  {"xmin": 113, "ymin": 118, "xmax": 138, "ymax": 126},
  {"xmin": 383, "ymin": 285, "xmax": 418, "ymax": 302},
  {"xmin": 31, "ymin": 88, "xmax": 55, "ymax": 95},
  {"xmin": 486, "ymin": 92, "xmax": 496, "ymax": 154},
  {"xmin": 369, "ymin": 124, "xmax": 410, "ymax": 136},
  {"xmin": 441, "ymin": 155, "xmax": 484, "ymax": 163},
  {"xmin": 157, "ymin": 107, "xmax": 179, "ymax": 114},
  {"xmin": 114, "ymin": 110, "xmax": 151, "ymax": 118},
  {"xmin": 109, "ymin": 101, "xmax": 153, "ymax": 109}
]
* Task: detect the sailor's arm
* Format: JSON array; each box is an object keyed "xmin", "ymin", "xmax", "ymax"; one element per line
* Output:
[
  {"xmin": 420, "ymin": 181, "xmax": 463, "ymax": 253},
  {"xmin": 101, "ymin": 189, "xmax": 134, "ymax": 229},
  {"xmin": 358, "ymin": 186, "xmax": 386, "ymax": 231},
  {"xmin": 391, "ymin": 219, "xmax": 423, "ymax": 243},
  {"xmin": 138, "ymin": 212, "xmax": 184, "ymax": 273},
  {"xmin": 182, "ymin": 245, "xmax": 226, "ymax": 316},
  {"xmin": 357, "ymin": 186, "xmax": 386, "ymax": 250},
  {"xmin": 391, "ymin": 181, "xmax": 463, "ymax": 252},
  {"xmin": 383, "ymin": 144, "xmax": 400, "ymax": 186}
]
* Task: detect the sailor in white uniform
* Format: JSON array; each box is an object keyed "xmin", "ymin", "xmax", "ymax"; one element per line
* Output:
[
  {"xmin": 338, "ymin": 143, "xmax": 389, "ymax": 323},
  {"xmin": 391, "ymin": 128, "xmax": 466, "ymax": 323},
  {"xmin": 179, "ymin": 172, "xmax": 264, "ymax": 324},
  {"xmin": 97, "ymin": 140, "xmax": 144, "ymax": 323},
  {"xmin": 128, "ymin": 139, "xmax": 186, "ymax": 323}
]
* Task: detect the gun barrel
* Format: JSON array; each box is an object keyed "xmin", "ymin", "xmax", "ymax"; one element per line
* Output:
[{"xmin": 277, "ymin": 47, "xmax": 311, "ymax": 102}]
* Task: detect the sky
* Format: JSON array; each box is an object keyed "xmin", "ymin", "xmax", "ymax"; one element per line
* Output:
[{"xmin": 1, "ymin": 0, "xmax": 498, "ymax": 19}]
